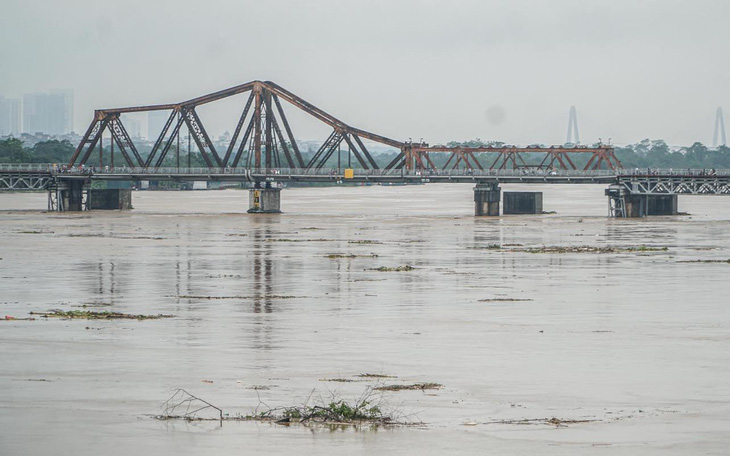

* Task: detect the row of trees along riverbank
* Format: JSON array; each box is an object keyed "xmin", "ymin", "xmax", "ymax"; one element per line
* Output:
[{"xmin": 2, "ymin": 137, "xmax": 730, "ymax": 169}]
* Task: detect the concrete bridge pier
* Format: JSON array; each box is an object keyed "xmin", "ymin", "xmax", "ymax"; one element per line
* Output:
[
  {"xmin": 51, "ymin": 179, "xmax": 87, "ymax": 211},
  {"xmin": 503, "ymin": 191, "xmax": 543, "ymax": 214},
  {"xmin": 248, "ymin": 183, "xmax": 282, "ymax": 214},
  {"xmin": 88, "ymin": 189, "xmax": 132, "ymax": 210},
  {"xmin": 625, "ymin": 194, "xmax": 678, "ymax": 217},
  {"xmin": 474, "ymin": 183, "xmax": 501, "ymax": 216},
  {"xmin": 606, "ymin": 185, "xmax": 678, "ymax": 217}
]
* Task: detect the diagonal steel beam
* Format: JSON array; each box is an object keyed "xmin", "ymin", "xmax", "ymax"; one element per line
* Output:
[
  {"xmin": 307, "ymin": 130, "xmax": 344, "ymax": 169},
  {"xmin": 69, "ymin": 117, "xmax": 101, "ymax": 166},
  {"xmin": 232, "ymin": 114, "xmax": 256, "ymax": 168},
  {"xmin": 183, "ymin": 108, "xmax": 222, "ymax": 168},
  {"xmin": 111, "ymin": 116, "xmax": 144, "ymax": 166},
  {"xmin": 341, "ymin": 134, "xmax": 369, "ymax": 169},
  {"xmin": 384, "ymin": 152, "xmax": 405, "ymax": 171},
  {"xmin": 352, "ymin": 134, "xmax": 380, "ymax": 169},
  {"xmin": 263, "ymin": 81, "xmax": 404, "ymax": 149},
  {"xmin": 108, "ymin": 117, "xmax": 136, "ymax": 166},
  {"xmin": 154, "ymin": 113, "xmax": 186, "ymax": 168},
  {"xmin": 253, "ymin": 86, "xmax": 262, "ymax": 169},
  {"xmin": 223, "ymin": 92, "xmax": 254, "ymax": 166},
  {"xmin": 265, "ymin": 91, "xmax": 273, "ymax": 169},
  {"xmin": 272, "ymin": 94, "xmax": 304, "ymax": 167},
  {"xmin": 78, "ymin": 117, "xmax": 110, "ymax": 166},
  {"xmin": 271, "ymin": 115, "xmax": 295, "ymax": 168},
  {"xmin": 145, "ymin": 110, "xmax": 177, "ymax": 167}
]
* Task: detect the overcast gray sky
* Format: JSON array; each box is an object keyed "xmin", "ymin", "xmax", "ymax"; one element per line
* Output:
[{"xmin": 1, "ymin": 0, "xmax": 728, "ymax": 146}]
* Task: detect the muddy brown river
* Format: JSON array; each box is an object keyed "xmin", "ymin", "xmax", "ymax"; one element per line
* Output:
[{"xmin": 1, "ymin": 184, "xmax": 729, "ymax": 455}]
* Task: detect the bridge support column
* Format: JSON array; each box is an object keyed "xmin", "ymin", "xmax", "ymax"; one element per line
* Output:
[
  {"xmin": 503, "ymin": 191, "xmax": 543, "ymax": 214},
  {"xmin": 625, "ymin": 194, "xmax": 678, "ymax": 217},
  {"xmin": 606, "ymin": 185, "xmax": 678, "ymax": 217},
  {"xmin": 88, "ymin": 189, "xmax": 132, "ymax": 210},
  {"xmin": 647, "ymin": 194, "xmax": 678, "ymax": 215},
  {"xmin": 474, "ymin": 183, "xmax": 500, "ymax": 216},
  {"xmin": 52, "ymin": 179, "xmax": 87, "ymax": 212},
  {"xmin": 248, "ymin": 183, "xmax": 281, "ymax": 214}
]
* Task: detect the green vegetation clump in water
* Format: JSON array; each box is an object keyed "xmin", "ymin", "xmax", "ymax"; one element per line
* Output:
[
  {"xmin": 30, "ymin": 310, "xmax": 174, "ymax": 320},
  {"xmin": 177, "ymin": 295, "xmax": 297, "ymax": 300},
  {"xmin": 267, "ymin": 238, "xmax": 333, "ymax": 242},
  {"xmin": 374, "ymin": 383, "xmax": 443, "ymax": 391},
  {"xmin": 677, "ymin": 259, "xmax": 730, "ymax": 264},
  {"xmin": 326, "ymin": 253, "xmax": 379, "ymax": 259},
  {"xmin": 369, "ymin": 265, "xmax": 415, "ymax": 272},
  {"xmin": 479, "ymin": 298, "xmax": 533, "ymax": 302},
  {"xmin": 514, "ymin": 245, "xmax": 668, "ymax": 254},
  {"xmin": 257, "ymin": 398, "xmax": 389, "ymax": 425},
  {"xmin": 156, "ymin": 388, "xmax": 404, "ymax": 427},
  {"xmin": 469, "ymin": 244, "xmax": 502, "ymax": 250}
]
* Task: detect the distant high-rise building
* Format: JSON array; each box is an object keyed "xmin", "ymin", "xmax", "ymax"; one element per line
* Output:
[
  {"xmin": 713, "ymin": 107, "xmax": 727, "ymax": 147},
  {"xmin": 22, "ymin": 90, "xmax": 74, "ymax": 135},
  {"xmin": 0, "ymin": 96, "xmax": 22, "ymax": 136},
  {"xmin": 122, "ymin": 116, "xmax": 142, "ymax": 139},
  {"xmin": 147, "ymin": 111, "xmax": 170, "ymax": 140}
]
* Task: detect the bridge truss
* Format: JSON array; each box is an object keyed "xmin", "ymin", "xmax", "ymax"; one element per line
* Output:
[
  {"xmin": 0, "ymin": 172, "xmax": 52, "ymax": 190},
  {"xmin": 617, "ymin": 175, "xmax": 730, "ymax": 195},
  {"xmin": 70, "ymin": 80, "xmax": 620, "ymax": 172}
]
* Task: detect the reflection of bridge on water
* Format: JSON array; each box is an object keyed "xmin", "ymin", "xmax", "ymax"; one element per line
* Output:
[{"xmin": 1, "ymin": 80, "xmax": 729, "ymax": 217}]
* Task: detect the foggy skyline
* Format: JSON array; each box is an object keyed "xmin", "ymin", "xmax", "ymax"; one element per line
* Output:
[{"xmin": 1, "ymin": 0, "xmax": 727, "ymax": 146}]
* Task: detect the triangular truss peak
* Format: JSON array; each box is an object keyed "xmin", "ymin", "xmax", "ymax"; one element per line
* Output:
[
  {"xmin": 69, "ymin": 81, "xmax": 620, "ymax": 171},
  {"xmin": 397, "ymin": 144, "xmax": 622, "ymax": 172}
]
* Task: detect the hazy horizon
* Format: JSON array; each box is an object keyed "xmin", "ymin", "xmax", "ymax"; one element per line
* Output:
[{"xmin": 1, "ymin": 0, "xmax": 728, "ymax": 146}]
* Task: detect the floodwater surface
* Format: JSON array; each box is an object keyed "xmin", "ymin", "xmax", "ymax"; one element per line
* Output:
[{"xmin": 1, "ymin": 184, "xmax": 730, "ymax": 455}]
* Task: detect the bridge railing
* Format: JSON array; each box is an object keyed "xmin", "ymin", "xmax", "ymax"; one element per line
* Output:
[
  {"xmin": 0, "ymin": 163, "xmax": 57, "ymax": 172},
  {"xmin": 2, "ymin": 163, "xmax": 730, "ymax": 178},
  {"xmin": 617, "ymin": 168, "xmax": 730, "ymax": 177}
]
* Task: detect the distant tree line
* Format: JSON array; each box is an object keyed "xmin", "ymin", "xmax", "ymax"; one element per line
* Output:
[{"xmin": 2, "ymin": 137, "xmax": 730, "ymax": 169}]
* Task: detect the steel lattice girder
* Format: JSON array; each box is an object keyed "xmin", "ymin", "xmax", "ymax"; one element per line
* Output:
[
  {"xmin": 0, "ymin": 175, "xmax": 51, "ymax": 190},
  {"xmin": 618, "ymin": 177, "xmax": 730, "ymax": 195},
  {"xmin": 70, "ymin": 80, "xmax": 617, "ymax": 171}
]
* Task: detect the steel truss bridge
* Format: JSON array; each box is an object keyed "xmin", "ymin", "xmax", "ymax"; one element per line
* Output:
[
  {"xmin": 2, "ymin": 164, "xmax": 729, "ymax": 192},
  {"xmin": 68, "ymin": 80, "xmax": 622, "ymax": 173},
  {"xmin": 2, "ymin": 80, "xmax": 730, "ymax": 217}
]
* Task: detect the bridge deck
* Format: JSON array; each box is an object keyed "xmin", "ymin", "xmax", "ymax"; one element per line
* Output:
[{"xmin": 1, "ymin": 165, "xmax": 730, "ymax": 191}]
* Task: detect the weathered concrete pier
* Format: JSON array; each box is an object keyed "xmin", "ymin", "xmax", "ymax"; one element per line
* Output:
[
  {"xmin": 606, "ymin": 179, "xmax": 694, "ymax": 218},
  {"xmin": 248, "ymin": 183, "xmax": 281, "ymax": 213},
  {"xmin": 503, "ymin": 191, "xmax": 543, "ymax": 215},
  {"xmin": 88, "ymin": 189, "xmax": 133, "ymax": 210},
  {"xmin": 474, "ymin": 183, "xmax": 501, "ymax": 216}
]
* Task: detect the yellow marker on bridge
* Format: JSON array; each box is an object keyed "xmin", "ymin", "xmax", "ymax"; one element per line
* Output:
[{"xmin": 344, "ymin": 168, "xmax": 354, "ymax": 179}]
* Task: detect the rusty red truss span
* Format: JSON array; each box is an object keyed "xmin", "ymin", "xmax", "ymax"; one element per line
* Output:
[
  {"xmin": 69, "ymin": 81, "xmax": 619, "ymax": 171},
  {"xmin": 407, "ymin": 145, "xmax": 622, "ymax": 171}
]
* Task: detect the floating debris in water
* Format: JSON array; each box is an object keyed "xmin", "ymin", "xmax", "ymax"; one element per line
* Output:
[
  {"xmin": 478, "ymin": 298, "xmax": 533, "ymax": 302},
  {"xmin": 356, "ymin": 373, "xmax": 397, "ymax": 379},
  {"xmin": 511, "ymin": 245, "xmax": 668, "ymax": 254},
  {"xmin": 30, "ymin": 310, "xmax": 174, "ymax": 320},
  {"xmin": 374, "ymin": 383, "xmax": 442, "ymax": 391},
  {"xmin": 368, "ymin": 265, "xmax": 415, "ymax": 272}
]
